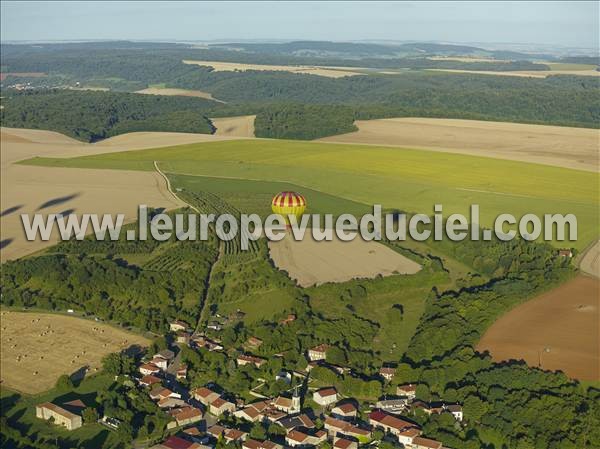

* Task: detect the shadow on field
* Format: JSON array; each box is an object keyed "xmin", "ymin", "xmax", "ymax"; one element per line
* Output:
[
  {"xmin": 0, "ymin": 204, "xmax": 23, "ymax": 217},
  {"xmin": 37, "ymin": 193, "xmax": 80, "ymax": 211}
]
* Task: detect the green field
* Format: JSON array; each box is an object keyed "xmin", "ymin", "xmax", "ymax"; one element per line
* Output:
[{"xmin": 23, "ymin": 139, "xmax": 599, "ymax": 249}]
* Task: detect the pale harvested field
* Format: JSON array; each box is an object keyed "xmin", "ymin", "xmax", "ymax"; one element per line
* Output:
[
  {"xmin": 580, "ymin": 240, "xmax": 600, "ymax": 278},
  {"xmin": 0, "ymin": 311, "xmax": 149, "ymax": 394},
  {"xmin": 212, "ymin": 115, "xmax": 256, "ymax": 137},
  {"xmin": 268, "ymin": 233, "xmax": 421, "ymax": 287},
  {"xmin": 319, "ymin": 118, "xmax": 600, "ymax": 172},
  {"xmin": 136, "ymin": 86, "xmax": 225, "ymax": 103},
  {"xmin": 427, "ymin": 68, "xmax": 600, "ymax": 78},
  {"xmin": 477, "ymin": 276, "xmax": 600, "ymax": 381},
  {"xmin": 1, "ymin": 128, "xmax": 252, "ymax": 260},
  {"xmin": 183, "ymin": 60, "xmax": 364, "ymax": 78}
]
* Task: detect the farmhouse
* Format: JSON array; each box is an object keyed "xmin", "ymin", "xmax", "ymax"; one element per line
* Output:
[
  {"xmin": 234, "ymin": 405, "xmax": 263, "ymax": 422},
  {"xmin": 308, "ymin": 344, "xmax": 329, "ymax": 361},
  {"xmin": 36, "ymin": 402, "xmax": 82, "ymax": 430},
  {"xmin": 313, "ymin": 387, "xmax": 338, "ymax": 406},
  {"xmin": 246, "ymin": 336, "xmax": 263, "ymax": 349}
]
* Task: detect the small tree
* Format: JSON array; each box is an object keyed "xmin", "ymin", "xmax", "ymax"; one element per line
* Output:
[{"xmin": 82, "ymin": 407, "xmax": 98, "ymax": 424}]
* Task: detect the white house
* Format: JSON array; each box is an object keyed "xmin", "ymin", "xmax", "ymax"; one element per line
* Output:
[{"xmin": 313, "ymin": 387, "xmax": 338, "ymax": 406}]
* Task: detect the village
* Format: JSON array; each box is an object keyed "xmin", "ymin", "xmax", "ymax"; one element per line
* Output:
[{"xmin": 35, "ymin": 318, "xmax": 464, "ymax": 449}]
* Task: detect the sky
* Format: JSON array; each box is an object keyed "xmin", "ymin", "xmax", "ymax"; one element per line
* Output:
[{"xmin": 1, "ymin": 1, "xmax": 598, "ymax": 49}]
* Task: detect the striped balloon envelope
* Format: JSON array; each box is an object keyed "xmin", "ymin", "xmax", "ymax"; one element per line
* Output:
[{"xmin": 271, "ymin": 191, "xmax": 307, "ymax": 225}]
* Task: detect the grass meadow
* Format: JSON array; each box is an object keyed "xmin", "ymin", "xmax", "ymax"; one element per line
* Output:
[{"xmin": 23, "ymin": 139, "xmax": 599, "ymax": 249}]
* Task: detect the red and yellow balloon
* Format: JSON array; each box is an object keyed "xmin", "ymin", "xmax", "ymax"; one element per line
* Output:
[{"xmin": 271, "ymin": 191, "xmax": 307, "ymax": 225}]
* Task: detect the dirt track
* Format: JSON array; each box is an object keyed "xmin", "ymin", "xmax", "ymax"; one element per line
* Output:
[
  {"xmin": 477, "ymin": 275, "xmax": 600, "ymax": 381},
  {"xmin": 319, "ymin": 118, "xmax": 599, "ymax": 172},
  {"xmin": 268, "ymin": 233, "xmax": 421, "ymax": 287},
  {"xmin": 0, "ymin": 311, "xmax": 149, "ymax": 394},
  {"xmin": 580, "ymin": 240, "xmax": 600, "ymax": 278}
]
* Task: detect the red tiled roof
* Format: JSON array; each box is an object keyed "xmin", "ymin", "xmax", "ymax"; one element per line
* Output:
[
  {"xmin": 287, "ymin": 430, "xmax": 309, "ymax": 443},
  {"xmin": 334, "ymin": 403, "xmax": 357, "ymax": 413},
  {"xmin": 369, "ymin": 410, "xmax": 415, "ymax": 431},
  {"xmin": 334, "ymin": 438, "xmax": 354, "ymax": 449},
  {"xmin": 316, "ymin": 387, "xmax": 337, "ymax": 397},
  {"xmin": 162, "ymin": 435, "xmax": 195, "ymax": 449},
  {"xmin": 412, "ymin": 436, "xmax": 443, "ymax": 449}
]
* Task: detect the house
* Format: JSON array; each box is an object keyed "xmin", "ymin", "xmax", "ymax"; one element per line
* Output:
[
  {"xmin": 209, "ymin": 397, "xmax": 236, "ymax": 416},
  {"xmin": 150, "ymin": 435, "xmax": 205, "ymax": 449},
  {"xmin": 376, "ymin": 398, "xmax": 408, "ymax": 414},
  {"xmin": 243, "ymin": 438, "xmax": 283, "ymax": 449},
  {"xmin": 158, "ymin": 397, "xmax": 186, "ymax": 409},
  {"xmin": 379, "ymin": 367, "xmax": 396, "ymax": 381},
  {"xmin": 246, "ymin": 336, "xmax": 263, "ymax": 349},
  {"xmin": 36, "ymin": 402, "xmax": 82, "ymax": 430},
  {"xmin": 139, "ymin": 362, "xmax": 161, "ymax": 376},
  {"xmin": 396, "ymin": 384, "xmax": 417, "ymax": 399},
  {"xmin": 369, "ymin": 410, "xmax": 420, "ymax": 443},
  {"xmin": 331, "ymin": 402, "xmax": 358, "ymax": 419},
  {"xmin": 411, "ymin": 436, "xmax": 443, "ymax": 449},
  {"xmin": 237, "ymin": 354, "xmax": 267, "ymax": 368},
  {"xmin": 192, "ymin": 386, "xmax": 220, "ymax": 405},
  {"xmin": 152, "ymin": 356, "xmax": 169, "ymax": 371},
  {"xmin": 445, "ymin": 404, "xmax": 463, "ymax": 422},
  {"xmin": 308, "ymin": 344, "xmax": 329, "ymax": 361},
  {"xmin": 559, "ymin": 249, "xmax": 573, "ymax": 258},
  {"xmin": 155, "ymin": 349, "xmax": 176, "ymax": 361},
  {"xmin": 167, "ymin": 406, "xmax": 203, "ymax": 428},
  {"xmin": 313, "ymin": 387, "xmax": 338, "ymax": 406},
  {"xmin": 324, "ymin": 417, "xmax": 371, "ymax": 441},
  {"xmin": 193, "ymin": 336, "xmax": 224, "ymax": 352},
  {"xmin": 286, "ymin": 429, "xmax": 327, "ymax": 447},
  {"xmin": 273, "ymin": 392, "xmax": 300, "ymax": 414},
  {"xmin": 234, "ymin": 405, "xmax": 263, "ymax": 422},
  {"xmin": 279, "ymin": 314, "xmax": 296, "ymax": 325},
  {"xmin": 150, "ymin": 386, "xmax": 180, "ymax": 401},
  {"xmin": 176, "ymin": 331, "xmax": 191, "ymax": 345},
  {"xmin": 139, "ymin": 374, "xmax": 162, "ymax": 387},
  {"xmin": 324, "ymin": 416, "xmax": 350, "ymax": 436},
  {"xmin": 170, "ymin": 320, "xmax": 189, "ymax": 332},
  {"xmin": 275, "ymin": 370, "xmax": 292, "ymax": 384},
  {"xmin": 276, "ymin": 414, "xmax": 315, "ymax": 432},
  {"xmin": 176, "ymin": 364, "xmax": 188, "ymax": 380},
  {"xmin": 208, "ymin": 425, "xmax": 248, "ymax": 443},
  {"xmin": 207, "ymin": 321, "xmax": 222, "ymax": 331},
  {"xmin": 333, "ymin": 437, "xmax": 358, "ymax": 449},
  {"xmin": 390, "ymin": 427, "xmax": 418, "ymax": 446}
]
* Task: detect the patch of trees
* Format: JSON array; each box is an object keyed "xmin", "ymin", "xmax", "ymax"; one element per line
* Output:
[
  {"xmin": 0, "ymin": 89, "xmax": 216, "ymax": 142},
  {"xmin": 0, "ymin": 212, "xmax": 219, "ymax": 332},
  {"xmin": 254, "ymin": 104, "xmax": 357, "ymax": 139}
]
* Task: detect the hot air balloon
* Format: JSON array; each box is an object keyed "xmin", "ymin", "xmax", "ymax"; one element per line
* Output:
[{"xmin": 271, "ymin": 191, "xmax": 307, "ymax": 226}]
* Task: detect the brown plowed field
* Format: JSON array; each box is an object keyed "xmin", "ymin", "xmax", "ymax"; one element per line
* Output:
[{"xmin": 477, "ymin": 276, "xmax": 600, "ymax": 380}]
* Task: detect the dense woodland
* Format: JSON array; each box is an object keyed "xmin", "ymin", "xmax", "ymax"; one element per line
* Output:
[{"xmin": 1, "ymin": 42, "xmax": 599, "ymax": 141}]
